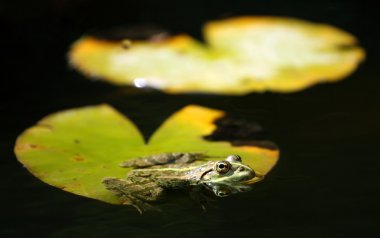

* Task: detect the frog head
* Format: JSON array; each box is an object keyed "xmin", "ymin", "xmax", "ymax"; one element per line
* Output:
[{"xmin": 200, "ymin": 155, "xmax": 260, "ymax": 197}]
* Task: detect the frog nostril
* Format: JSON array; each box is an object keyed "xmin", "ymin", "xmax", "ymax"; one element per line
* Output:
[{"xmin": 217, "ymin": 190, "xmax": 230, "ymax": 197}]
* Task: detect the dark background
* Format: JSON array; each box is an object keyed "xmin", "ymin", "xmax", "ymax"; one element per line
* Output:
[{"xmin": 1, "ymin": 0, "xmax": 380, "ymax": 237}]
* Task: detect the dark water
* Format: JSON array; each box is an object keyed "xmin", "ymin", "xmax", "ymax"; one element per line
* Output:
[{"xmin": 1, "ymin": 0, "xmax": 380, "ymax": 237}]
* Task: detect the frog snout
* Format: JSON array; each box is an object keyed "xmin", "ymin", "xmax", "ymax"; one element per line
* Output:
[{"xmin": 235, "ymin": 167, "xmax": 256, "ymax": 180}]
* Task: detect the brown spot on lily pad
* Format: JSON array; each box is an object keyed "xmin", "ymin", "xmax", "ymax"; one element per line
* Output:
[
  {"xmin": 15, "ymin": 143, "xmax": 45, "ymax": 151},
  {"xmin": 38, "ymin": 123, "xmax": 54, "ymax": 130},
  {"xmin": 73, "ymin": 156, "xmax": 85, "ymax": 162}
]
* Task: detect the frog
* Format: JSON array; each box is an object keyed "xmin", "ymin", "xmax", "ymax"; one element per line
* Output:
[{"xmin": 102, "ymin": 153, "xmax": 263, "ymax": 213}]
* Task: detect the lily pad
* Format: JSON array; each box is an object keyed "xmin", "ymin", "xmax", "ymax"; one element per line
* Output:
[
  {"xmin": 14, "ymin": 104, "xmax": 279, "ymax": 204},
  {"xmin": 69, "ymin": 16, "xmax": 365, "ymax": 95}
]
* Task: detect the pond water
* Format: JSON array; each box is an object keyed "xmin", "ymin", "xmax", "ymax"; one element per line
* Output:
[{"xmin": 1, "ymin": 0, "xmax": 379, "ymax": 237}]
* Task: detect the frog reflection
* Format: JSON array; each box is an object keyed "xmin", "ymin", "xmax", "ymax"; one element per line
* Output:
[{"xmin": 103, "ymin": 153, "xmax": 263, "ymax": 213}]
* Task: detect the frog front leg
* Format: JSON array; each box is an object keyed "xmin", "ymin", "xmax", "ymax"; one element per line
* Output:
[
  {"xmin": 189, "ymin": 186, "xmax": 217, "ymax": 211},
  {"xmin": 102, "ymin": 177, "xmax": 164, "ymax": 213},
  {"xmin": 120, "ymin": 152, "xmax": 209, "ymax": 168}
]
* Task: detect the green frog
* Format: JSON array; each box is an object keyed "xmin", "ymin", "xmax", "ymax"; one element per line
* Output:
[{"xmin": 102, "ymin": 153, "xmax": 263, "ymax": 213}]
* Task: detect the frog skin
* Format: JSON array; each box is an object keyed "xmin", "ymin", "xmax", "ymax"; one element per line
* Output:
[{"xmin": 102, "ymin": 153, "xmax": 263, "ymax": 213}]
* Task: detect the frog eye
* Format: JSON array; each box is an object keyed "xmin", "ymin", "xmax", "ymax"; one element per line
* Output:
[
  {"xmin": 216, "ymin": 189, "xmax": 231, "ymax": 197},
  {"xmin": 215, "ymin": 161, "xmax": 231, "ymax": 174},
  {"xmin": 226, "ymin": 155, "xmax": 242, "ymax": 162}
]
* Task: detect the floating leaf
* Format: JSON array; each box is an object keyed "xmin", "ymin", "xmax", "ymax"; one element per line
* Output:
[
  {"xmin": 15, "ymin": 105, "xmax": 279, "ymax": 204},
  {"xmin": 69, "ymin": 16, "xmax": 365, "ymax": 95}
]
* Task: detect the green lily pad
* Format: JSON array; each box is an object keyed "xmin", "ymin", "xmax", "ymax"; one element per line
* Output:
[
  {"xmin": 69, "ymin": 16, "xmax": 365, "ymax": 95},
  {"xmin": 14, "ymin": 104, "xmax": 279, "ymax": 204}
]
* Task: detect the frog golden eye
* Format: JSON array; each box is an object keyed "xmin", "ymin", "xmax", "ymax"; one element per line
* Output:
[
  {"xmin": 215, "ymin": 161, "xmax": 231, "ymax": 174},
  {"xmin": 226, "ymin": 155, "xmax": 242, "ymax": 162}
]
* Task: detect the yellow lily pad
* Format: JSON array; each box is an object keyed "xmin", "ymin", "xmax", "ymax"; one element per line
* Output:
[
  {"xmin": 69, "ymin": 16, "xmax": 365, "ymax": 95},
  {"xmin": 14, "ymin": 104, "xmax": 279, "ymax": 204}
]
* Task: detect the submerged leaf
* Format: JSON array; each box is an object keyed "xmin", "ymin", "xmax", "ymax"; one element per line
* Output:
[
  {"xmin": 69, "ymin": 16, "xmax": 365, "ymax": 95},
  {"xmin": 15, "ymin": 104, "xmax": 279, "ymax": 204}
]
